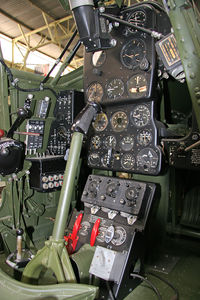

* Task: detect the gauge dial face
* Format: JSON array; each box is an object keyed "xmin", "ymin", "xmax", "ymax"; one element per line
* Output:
[
  {"xmin": 92, "ymin": 113, "xmax": 108, "ymax": 132},
  {"xmin": 127, "ymin": 10, "xmax": 146, "ymax": 33},
  {"xmin": 120, "ymin": 135, "xmax": 134, "ymax": 151},
  {"xmin": 136, "ymin": 148, "xmax": 159, "ymax": 171},
  {"xmin": 121, "ymin": 153, "xmax": 135, "ymax": 170},
  {"xmin": 88, "ymin": 153, "xmax": 100, "ymax": 166},
  {"xmin": 102, "ymin": 153, "xmax": 114, "ymax": 168},
  {"xmin": 87, "ymin": 82, "xmax": 103, "ymax": 102},
  {"xmin": 120, "ymin": 39, "xmax": 146, "ymax": 69},
  {"xmin": 107, "ymin": 79, "xmax": 124, "ymax": 99},
  {"xmin": 111, "ymin": 226, "xmax": 127, "ymax": 246},
  {"xmin": 130, "ymin": 105, "xmax": 151, "ymax": 127},
  {"xmin": 137, "ymin": 130, "xmax": 152, "ymax": 146},
  {"xmin": 111, "ymin": 111, "xmax": 128, "ymax": 132},
  {"xmin": 92, "ymin": 50, "xmax": 106, "ymax": 67},
  {"xmin": 127, "ymin": 74, "xmax": 147, "ymax": 98},
  {"xmin": 91, "ymin": 135, "xmax": 101, "ymax": 149},
  {"xmin": 104, "ymin": 135, "xmax": 117, "ymax": 149}
]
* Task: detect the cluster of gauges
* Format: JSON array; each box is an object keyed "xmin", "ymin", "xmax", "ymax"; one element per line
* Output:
[
  {"xmin": 92, "ymin": 104, "xmax": 151, "ymax": 132},
  {"xmin": 87, "ymin": 74, "xmax": 148, "ymax": 102}
]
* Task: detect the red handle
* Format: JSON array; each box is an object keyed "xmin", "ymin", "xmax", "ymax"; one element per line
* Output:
[{"xmin": 90, "ymin": 218, "xmax": 100, "ymax": 247}]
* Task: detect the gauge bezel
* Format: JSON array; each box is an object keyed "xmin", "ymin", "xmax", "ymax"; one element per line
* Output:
[
  {"xmin": 127, "ymin": 10, "xmax": 146, "ymax": 33},
  {"xmin": 92, "ymin": 50, "xmax": 106, "ymax": 67},
  {"xmin": 111, "ymin": 111, "xmax": 129, "ymax": 132},
  {"xmin": 127, "ymin": 74, "xmax": 148, "ymax": 98},
  {"xmin": 137, "ymin": 129, "xmax": 153, "ymax": 146},
  {"xmin": 120, "ymin": 135, "xmax": 134, "ymax": 151},
  {"xmin": 106, "ymin": 78, "xmax": 125, "ymax": 99},
  {"xmin": 121, "ymin": 153, "xmax": 135, "ymax": 170},
  {"xmin": 130, "ymin": 104, "xmax": 151, "ymax": 127},
  {"xmin": 92, "ymin": 112, "xmax": 108, "ymax": 132},
  {"xmin": 87, "ymin": 82, "xmax": 104, "ymax": 103},
  {"xmin": 120, "ymin": 38, "xmax": 146, "ymax": 70}
]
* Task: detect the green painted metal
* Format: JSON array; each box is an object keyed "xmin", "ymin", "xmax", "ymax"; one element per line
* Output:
[
  {"xmin": 52, "ymin": 132, "xmax": 83, "ymax": 240},
  {"xmin": 22, "ymin": 132, "xmax": 88, "ymax": 288},
  {"xmin": 168, "ymin": 0, "xmax": 200, "ymax": 129},
  {"xmin": 0, "ymin": 267, "xmax": 98, "ymax": 300},
  {"xmin": 70, "ymin": 244, "xmax": 96, "ymax": 284}
]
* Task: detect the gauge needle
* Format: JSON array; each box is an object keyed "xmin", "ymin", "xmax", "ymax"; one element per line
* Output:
[{"xmin": 125, "ymin": 54, "xmax": 134, "ymax": 58}]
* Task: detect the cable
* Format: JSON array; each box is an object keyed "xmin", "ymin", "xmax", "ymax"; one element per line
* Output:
[
  {"xmin": 130, "ymin": 273, "xmax": 162, "ymax": 300},
  {"xmin": 147, "ymin": 271, "xmax": 179, "ymax": 300},
  {"xmin": 0, "ymin": 58, "xmax": 58, "ymax": 98}
]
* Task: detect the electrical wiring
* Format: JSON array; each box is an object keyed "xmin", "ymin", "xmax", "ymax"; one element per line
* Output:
[
  {"xmin": 0, "ymin": 58, "xmax": 58, "ymax": 98},
  {"xmin": 147, "ymin": 271, "xmax": 179, "ymax": 300},
  {"xmin": 130, "ymin": 273, "xmax": 162, "ymax": 300}
]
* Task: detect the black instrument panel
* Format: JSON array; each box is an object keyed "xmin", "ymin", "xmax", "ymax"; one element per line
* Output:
[
  {"xmin": 87, "ymin": 101, "xmax": 162, "ymax": 175},
  {"xmin": 84, "ymin": 4, "xmax": 157, "ymax": 105}
]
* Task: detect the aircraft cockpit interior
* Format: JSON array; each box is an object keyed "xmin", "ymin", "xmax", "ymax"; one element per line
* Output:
[{"xmin": 0, "ymin": 0, "xmax": 199, "ymax": 299}]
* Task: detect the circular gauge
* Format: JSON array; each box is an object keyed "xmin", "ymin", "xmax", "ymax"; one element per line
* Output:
[
  {"xmin": 137, "ymin": 130, "xmax": 152, "ymax": 146},
  {"xmin": 125, "ymin": 186, "xmax": 138, "ymax": 201},
  {"xmin": 106, "ymin": 182, "xmax": 119, "ymax": 198},
  {"xmin": 120, "ymin": 135, "xmax": 134, "ymax": 151},
  {"xmin": 121, "ymin": 153, "xmax": 135, "ymax": 170},
  {"xmin": 136, "ymin": 148, "xmax": 159, "ymax": 171},
  {"xmin": 79, "ymin": 221, "xmax": 91, "ymax": 236},
  {"xmin": 127, "ymin": 10, "xmax": 146, "ymax": 33},
  {"xmin": 87, "ymin": 82, "xmax": 103, "ymax": 102},
  {"xmin": 111, "ymin": 111, "xmax": 128, "ymax": 132},
  {"xmin": 111, "ymin": 226, "xmax": 127, "ymax": 246},
  {"xmin": 88, "ymin": 153, "xmax": 100, "ymax": 166},
  {"xmin": 91, "ymin": 135, "xmax": 101, "ymax": 149},
  {"xmin": 96, "ymin": 226, "xmax": 107, "ymax": 243},
  {"xmin": 107, "ymin": 79, "xmax": 124, "ymax": 99},
  {"xmin": 120, "ymin": 39, "xmax": 146, "ymax": 69},
  {"xmin": 92, "ymin": 50, "xmax": 106, "ymax": 67},
  {"xmin": 130, "ymin": 105, "xmax": 151, "ymax": 127},
  {"xmin": 92, "ymin": 113, "xmax": 108, "ymax": 132},
  {"xmin": 127, "ymin": 74, "xmax": 147, "ymax": 98},
  {"xmin": 102, "ymin": 153, "xmax": 114, "ymax": 168},
  {"xmin": 104, "ymin": 135, "xmax": 117, "ymax": 149}
]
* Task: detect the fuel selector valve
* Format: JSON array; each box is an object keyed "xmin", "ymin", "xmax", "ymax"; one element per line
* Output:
[
  {"xmin": 90, "ymin": 218, "xmax": 101, "ymax": 247},
  {"xmin": 64, "ymin": 213, "xmax": 83, "ymax": 255}
]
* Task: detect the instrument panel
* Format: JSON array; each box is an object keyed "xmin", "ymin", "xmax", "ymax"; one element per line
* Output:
[
  {"xmin": 87, "ymin": 101, "xmax": 162, "ymax": 175},
  {"xmin": 84, "ymin": 4, "xmax": 157, "ymax": 105}
]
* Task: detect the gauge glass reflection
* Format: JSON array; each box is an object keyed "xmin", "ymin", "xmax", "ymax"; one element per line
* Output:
[
  {"xmin": 88, "ymin": 153, "xmax": 100, "ymax": 166},
  {"xmin": 87, "ymin": 82, "xmax": 103, "ymax": 102},
  {"xmin": 91, "ymin": 135, "xmax": 101, "ymax": 149},
  {"xmin": 127, "ymin": 10, "xmax": 146, "ymax": 33},
  {"xmin": 136, "ymin": 148, "xmax": 158, "ymax": 171},
  {"xmin": 130, "ymin": 105, "xmax": 151, "ymax": 127},
  {"xmin": 107, "ymin": 79, "xmax": 124, "ymax": 99},
  {"xmin": 121, "ymin": 153, "xmax": 135, "ymax": 170},
  {"xmin": 137, "ymin": 130, "xmax": 152, "ymax": 146},
  {"xmin": 92, "ymin": 50, "xmax": 106, "ymax": 67},
  {"xmin": 92, "ymin": 113, "xmax": 108, "ymax": 132},
  {"xmin": 111, "ymin": 111, "xmax": 128, "ymax": 132},
  {"xmin": 120, "ymin": 39, "xmax": 146, "ymax": 69},
  {"xmin": 104, "ymin": 135, "xmax": 117, "ymax": 149},
  {"xmin": 127, "ymin": 74, "xmax": 147, "ymax": 98},
  {"xmin": 120, "ymin": 135, "xmax": 134, "ymax": 151}
]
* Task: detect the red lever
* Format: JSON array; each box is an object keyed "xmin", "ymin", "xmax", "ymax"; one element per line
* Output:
[
  {"xmin": 0, "ymin": 129, "xmax": 5, "ymax": 138},
  {"xmin": 64, "ymin": 213, "xmax": 83, "ymax": 254},
  {"xmin": 90, "ymin": 218, "xmax": 101, "ymax": 247}
]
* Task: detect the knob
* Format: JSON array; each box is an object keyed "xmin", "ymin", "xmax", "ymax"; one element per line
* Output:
[{"xmin": 0, "ymin": 129, "xmax": 5, "ymax": 138}]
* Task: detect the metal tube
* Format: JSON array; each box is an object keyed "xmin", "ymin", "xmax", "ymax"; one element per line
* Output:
[
  {"xmin": 52, "ymin": 131, "xmax": 83, "ymax": 240},
  {"xmin": 50, "ymin": 40, "xmax": 81, "ymax": 87}
]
